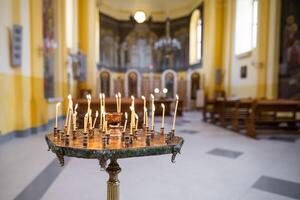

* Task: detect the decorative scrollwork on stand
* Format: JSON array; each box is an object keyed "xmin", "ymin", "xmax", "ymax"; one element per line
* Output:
[
  {"xmin": 98, "ymin": 156, "xmax": 108, "ymax": 171},
  {"xmin": 56, "ymin": 153, "xmax": 65, "ymax": 166}
]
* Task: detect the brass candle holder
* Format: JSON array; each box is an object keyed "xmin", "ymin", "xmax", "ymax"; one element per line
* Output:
[
  {"xmin": 160, "ymin": 127, "xmax": 164, "ymax": 135},
  {"xmin": 105, "ymin": 112, "xmax": 123, "ymax": 138},
  {"xmin": 54, "ymin": 127, "xmax": 58, "ymax": 137}
]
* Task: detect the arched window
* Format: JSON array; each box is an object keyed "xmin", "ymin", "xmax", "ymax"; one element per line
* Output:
[
  {"xmin": 127, "ymin": 72, "xmax": 138, "ymax": 97},
  {"xmin": 189, "ymin": 8, "xmax": 203, "ymax": 64},
  {"xmin": 235, "ymin": 0, "xmax": 258, "ymax": 55}
]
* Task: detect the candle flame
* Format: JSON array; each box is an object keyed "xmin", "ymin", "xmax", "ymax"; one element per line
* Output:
[
  {"xmin": 56, "ymin": 102, "xmax": 61, "ymax": 107},
  {"xmin": 118, "ymin": 92, "xmax": 121, "ymax": 97},
  {"xmin": 125, "ymin": 112, "xmax": 128, "ymax": 119},
  {"xmin": 85, "ymin": 112, "xmax": 88, "ymax": 117},
  {"xmin": 89, "ymin": 110, "xmax": 92, "ymax": 115},
  {"xmin": 74, "ymin": 103, "xmax": 78, "ymax": 110},
  {"xmin": 145, "ymin": 108, "xmax": 147, "ymax": 112},
  {"xmin": 115, "ymin": 94, "xmax": 118, "ymax": 98},
  {"xmin": 176, "ymin": 94, "xmax": 179, "ymax": 100},
  {"xmin": 161, "ymin": 103, "xmax": 165, "ymax": 108},
  {"xmin": 150, "ymin": 94, "xmax": 154, "ymax": 99},
  {"xmin": 141, "ymin": 95, "xmax": 145, "ymax": 100},
  {"xmin": 95, "ymin": 110, "xmax": 98, "ymax": 117},
  {"xmin": 99, "ymin": 93, "xmax": 102, "ymax": 99},
  {"xmin": 152, "ymin": 104, "xmax": 155, "ymax": 111},
  {"xmin": 131, "ymin": 95, "xmax": 135, "ymax": 100},
  {"xmin": 130, "ymin": 106, "xmax": 133, "ymax": 111},
  {"xmin": 135, "ymin": 113, "xmax": 138, "ymax": 119},
  {"xmin": 103, "ymin": 94, "xmax": 105, "ymax": 98},
  {"xmin": 68, "ymin": 94, "xmax": 72, "ymax": 100}
]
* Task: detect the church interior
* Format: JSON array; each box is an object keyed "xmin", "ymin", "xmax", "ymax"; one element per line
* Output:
[{"xmin": 1, "ymin": 0, "xmax": 300, "ymax": 199}]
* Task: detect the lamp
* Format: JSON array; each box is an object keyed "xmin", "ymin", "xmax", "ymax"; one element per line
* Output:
[{"xmin": 134, "ymin": 11, "xmax": 146, "ymax": 23}]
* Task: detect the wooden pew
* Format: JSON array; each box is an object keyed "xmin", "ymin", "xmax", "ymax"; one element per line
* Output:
[
  {"xmin": 202, "ymin": 98, "xmax": 224, "ymax": 124},
  {"xmin": 231, "ymin": 99, "xmax": 253, "ymax": 132},
  {"xmin": 245, "ymin": 100, "xmax": 300, "ymax": 138}
]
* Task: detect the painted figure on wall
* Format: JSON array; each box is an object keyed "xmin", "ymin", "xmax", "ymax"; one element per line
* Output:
[
  {"xmin": 42, "ymin": 0, "xmax": 57, "ymax": 98},
  {"xmin": 191, "ymin": 72, "xmax": 200, "ymax": 100},
  {"xmin": 128, "ymin": 72, "xmax": 138, "ymax": 97},
  {"xmin": 279, "ymin": 0, "xmax": 300, "ymax": 99},
  {"xmin": 165, "ymin": 72, "xmax": 175, "ymax": 98},
  {"xmin": 100, "ymin": 71, "xmax": 110, "ymax": 97}
]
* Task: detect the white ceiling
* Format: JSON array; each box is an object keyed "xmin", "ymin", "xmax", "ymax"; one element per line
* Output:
[{"xmin": 98, "ymin": 0, "xmax": 201, "ymax": 21}]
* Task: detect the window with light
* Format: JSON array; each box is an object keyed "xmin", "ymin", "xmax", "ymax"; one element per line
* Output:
[{"xmin": 234, "ymin": 0, "xmax": 258, "ymax": 55}]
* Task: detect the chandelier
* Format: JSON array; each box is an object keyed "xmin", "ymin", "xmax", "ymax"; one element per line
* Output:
[{"xmin": 154, "ymin": 18, "xmax": 181, "ymax": 50}]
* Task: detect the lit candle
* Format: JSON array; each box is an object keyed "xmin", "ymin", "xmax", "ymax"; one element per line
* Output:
[
  {"xmin": 99, "ymin": 93, "xmax": 102, "ymax": 128},
  {"xmin": 131, "ymin": 96, "xmax": 135, "ymax": 128},
  {"xmin": 135, "ymin": 113, "xmax": 138, "ymax": 130},
  {"xmin": 73, "ymin": 103, "xmax": 78, "ymax": 130},
  {"xmin": 130, "ymin": 106, "xmax": 133, "ymax": 134},
  {"xmin": 118, "ymin": 92, "xmax": 122, "ymax": 113},
  {"xmin": 66, "ymin": 107, "xmax": 72, "ymax": 135},
  {"xmin": 151, "ymin": 104, "xmax": 155, "ymax": 130},
  {"xmin": 84, "ymin": 112, "xmax": 88, "ymax": 133},
  {"xmin": 65, "ymin": 94, "xmax": 72, "ymax": 127},
  {"xmin": 103, "ymin": 94, "xmax": 106, "ymax": 112},
  {"xmin": 150, "ymin": 93, "xmax": 154, "ymax": 108},
  {"xmin": 172, "ymin": 94, "xmax": 179, "ymax": 130},
  {"xmin": 115, "ymin": 94, "xmax": 119, "ymax": 113},
  {"xmin": 161, "ymin": 103, "xmax": 165, "ymax": 128},
  {"xmin": 55, "ymin": 102, "xmax": 61, "ymax": 128},
  {"xmin": 89, "ymin": 110, "xmax": 93, "ymax": 130},
  {"xmin": 123, "ymin": 112, "xmax": 128, "ymax": 132},
  {"xmin": 145, "ymin": 108, "xmax": 148, "ymax": 127},
  {"xmin": 93, "ymin": 110, "xmax": 99, "ymax": 128},
  {"xmin": 72, "ymin": 111, "xmax": 77, "ymax": 131},
  {"xmin": 141, "ymin": 96, "xmax": 146, "ymax": 125},
  {"xmin": 87, "ymin": 94, "xmax": 91, "ymax": 113},
  {"xmin": 102, "ymin": 112, "xmax": 106, "ymax": 131}
]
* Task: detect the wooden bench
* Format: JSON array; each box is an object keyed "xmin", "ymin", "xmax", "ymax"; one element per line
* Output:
[
  {"xmin": 231, "ymin": 99, "xmax": 253, "ymax": 132},
  {"xmin": 245, "ymin": 100, "xmax": 300, "ymax": 138}
]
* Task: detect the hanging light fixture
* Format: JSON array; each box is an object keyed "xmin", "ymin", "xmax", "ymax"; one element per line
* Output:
[
  {"xmin": 134, "ymin": 11, "xmax": 146, "ymax": 23},
  {"xmin": 154, "ymin": 18, "xmax": 181, "ymax": 51}
]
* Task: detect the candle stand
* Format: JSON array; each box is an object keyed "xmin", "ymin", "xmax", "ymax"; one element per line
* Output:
[{"xmin": 46, "ymin": 127, "xmax": 183, "ymax": 200}]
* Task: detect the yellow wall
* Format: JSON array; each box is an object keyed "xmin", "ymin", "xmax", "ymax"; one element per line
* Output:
[{"xmin": 0, "ymin": 0, "xmax": 72, "ymax": 135}]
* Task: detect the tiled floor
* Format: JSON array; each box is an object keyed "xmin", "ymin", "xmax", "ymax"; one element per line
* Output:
[{"xmin": 1, "ymin": 112, "xmax": 300, "ymax": 200}]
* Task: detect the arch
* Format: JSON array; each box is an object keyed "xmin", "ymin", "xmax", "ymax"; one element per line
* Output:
[
  {"xmin": 161, "ymin": 70, "xmax": 177, "ymax": 99},
  {"xmin": 98, "ymin": 69, "xmax": 113, "ymax": 97},
  {"xmin": 125, "ymin": 69, "xmax": 141, "ymax": 97}
]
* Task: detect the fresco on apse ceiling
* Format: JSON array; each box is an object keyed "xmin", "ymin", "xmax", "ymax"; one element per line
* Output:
[
  {"xmin": 99, "ymin": 13, "xmax": 191, "ymax": 73},
  {"xmin": 279, "ymin": 0, "xmax": 300, "ymax": 99}
]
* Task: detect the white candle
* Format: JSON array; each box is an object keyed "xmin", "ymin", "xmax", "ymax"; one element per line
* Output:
[
  {"xmin": 123, "ymin": 112, "xmax": 128, "ymax": 132},
  {"xmin": 130, "ymin": 106, "xmax": 133, "ymax": 134},
  {"xmin": 151, "ymin": 104, "xmax": 155, "ymax": 130},
  {"xmin": 135, "ymin": 113, "xmax": 138, "ymax": 130},
  {"xmin": 103, "ymin": 94, "xmax": 106, "ymax": 112},
  {"xmin": 145, "ymin": 108, "xmax": 148, "ymax": 127},
  {"xmin": 67, "ymin": 107, "xmax": 72, "ymax": 135},
  {"xmin": 131, "ymin": 96, "xmax": 135, "ymax": 128},
  {"xmin": 99, "ymin": 93, "xmax": 102, "ymax": 128},
  {"xmin": 102, "ymin": 112, "xmax": 106, "ymax": 131},
  {"xmin": 115, "ymin": 94, "xmax": 119, "ymax": 113},
  {"xmin": 118, "ymin": 92, "xmax": 121, "ymax": 113},
  {"xmin": 65, "ymin": 94, "xmax": 72, "ymax": 126},
  {"xmin": 87, "ymin": 94, "xmax": 91, "ymax": 113},
  {"xmin": 89, "ymin": 110, "xmax": 93, "ymax": 129},
  {"xmin": 84, "ymin": 113, "xmax": 88, "ymax": 133},
  {"xmin": 55, "ymin": 102, "xmax": 61, "ymax": 128},
  {"xmin": 161, "ymin": 103, "xmax": 165, "ymax": 128},
  {"xmin": 172, "ymin": 94, "xmax": 179, "ymax": 130},
  {"xmin": 141, "ymin": 96, "xmax": 146, "ymax": 125},
  {"xmin": 93, "ymin": 110, "xmax": 99, "ymax": 128},
  {"xmin": 72, "ymin": 111, "xmax": 77, "ymax": 130}
]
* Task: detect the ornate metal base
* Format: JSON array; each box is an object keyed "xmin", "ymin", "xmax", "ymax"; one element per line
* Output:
[{"xmin": 106, "ymin": 159, "xmax": 121, "ymax": 200}]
